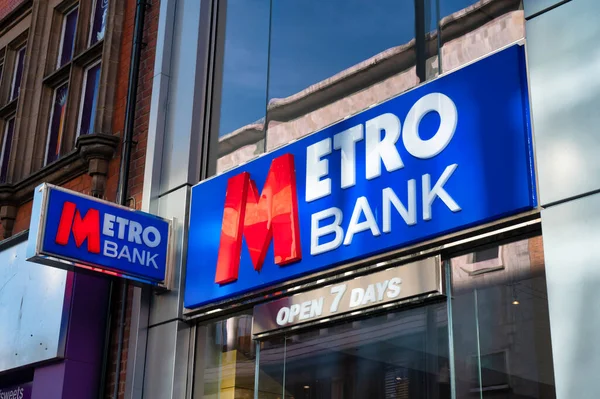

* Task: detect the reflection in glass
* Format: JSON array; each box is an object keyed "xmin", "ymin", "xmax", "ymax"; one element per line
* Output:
[
  {"xmin": 10, "ymin": 45, "xmax": 26, "ymax": 101},
  {"xmin": 450, "ymin": 237, "xmax": 556, "ymax": 398},
  {"xmin": 264, "ymin": 0, "xmax": 418, "ymax": 151},
  {"xmin": 193, "ymin": 313, "xmax": 256, "ymax": 399},
  {"xmin": 90, "ymin": 0, "xmax": 108, "ymax": 45},
  {"xmin": 77, "ymin": 61, "xmax": 101, "ymax": 136},
  {"xmin": 46, "ymin": 83, "xmax": 69, "ymax": 164},
  {"xmin": 0, "ymin": 118, "xmax": 15, "ymax": 183},
  {"xmin": 58, "ymin": 7, "xmax": 79, "ymax": 68},
  {"xmin": 258, "ymin": 304, "xmax": 450, "ymax": 399},
  {"xmin": 438, "ymin": 0, "xmax": 524, "ymax": 73}
]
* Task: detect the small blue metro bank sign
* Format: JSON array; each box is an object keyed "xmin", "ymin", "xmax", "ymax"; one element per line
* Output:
[{"xmin": 27, "ymin": 184, "xmax": 172, "ymax": 286}]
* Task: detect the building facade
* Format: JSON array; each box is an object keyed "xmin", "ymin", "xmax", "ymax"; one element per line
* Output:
[
  {"xmin": 4, "ymin": 0, "xmax": 600, "ymax": 398},
  {"xmin": 122, "ymin": 0, "xmax": 597, "ymax": 398},
  {"xmin": 0, "ymin": 0, "xmax": 160, "ymax": 397}
]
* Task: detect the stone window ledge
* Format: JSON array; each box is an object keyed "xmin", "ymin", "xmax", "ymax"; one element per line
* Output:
[{"xmin": 0, "ymin": 132, "xmax": 119, "ymax": 237}]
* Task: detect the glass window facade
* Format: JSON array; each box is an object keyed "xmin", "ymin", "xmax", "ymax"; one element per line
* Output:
[
  {"xmin": 77, "ymin": 61, "xmax": 101, "ymax": 136},
  {"xmin": 10, "ymin": 45, "xmax": 26, "ymax": 101},
  {"xmin": 89, "ymin": 0, "xmax": 108, "ymax": 46},
  {"xmin": 192, "ymin": 235, "xmax": 556, "ymax": 398},
  {"xmin": 58, "ymin": 7, "xmax": 79, "ymax": 68},
  {"xmin": 208, "ymin": 0, "xmax": 525, "ymax": 176},
  {"xmin": 45, "ymin": 83, "xmax": 69, "ymax": 165},
  {"xmin": 0, "ymin": 118, "xmax": 15, "ymax": 183}
]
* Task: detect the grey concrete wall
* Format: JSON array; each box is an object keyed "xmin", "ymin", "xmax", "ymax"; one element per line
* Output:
[{"xmin": 526, "ymin": 0, "xmax": 600, "ymax": 397}]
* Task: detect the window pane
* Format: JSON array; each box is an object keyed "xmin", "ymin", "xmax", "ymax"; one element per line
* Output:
[
  {"xmin": 212, "ymin": 0, "xmax": 270, "ymax": 175},
  {"xmin": 58, "ymin": 7, "xmax": 79, "ymax": 68},
  {"xmin": 10, "ymin": 45, "xmax": 26, "ymax": 101},
  {"xmin": 257, "ymin": 304, "xmax": 449, "ymax": 399},
  {"xmin": 0, "ymin": 118, "xmax": 15, "ymax": 183},
  {"xmin": 90, "ymin": 0, "xmax": 108, "ymax": 45},
  {"xmin": 0, "ymin": 62, "xmax": 4, "ymax": 86},
  {"xmin": 46, "ymin": 83, "xmax": 69, "ymax": 164},
  {"xmin": 264, "ymin": 1, "xmax": 417, "ymax": 152},
  {"xmin": 450, "ymin": 236, "xmax": 556, "ymax": 398},
  {"xmin": 439, "ymin": 0, "xmax": 524, "ymax": 72},
  {"xmin": 78, "ymin": 62, "xmax": 101, "ymax": 136},
  {"xmin": 193, "ymin": 313, "xmax": 256, "ymax": 399}
]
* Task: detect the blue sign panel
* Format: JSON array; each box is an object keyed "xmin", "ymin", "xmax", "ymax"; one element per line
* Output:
[
  {"xmin": 28, "ymin": 184, "xmax": 171, "ymax": 285},
  {"xmin": 185, "ymin": 44, "xmax": 536, "ymax": 308}
]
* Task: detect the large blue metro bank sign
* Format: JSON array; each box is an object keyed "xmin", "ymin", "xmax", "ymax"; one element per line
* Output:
[{"xmin": 185, "ymin": 44, "xmax": 537, "ymax": 308}]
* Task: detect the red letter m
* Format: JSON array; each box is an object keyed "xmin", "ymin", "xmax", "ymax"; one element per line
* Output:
[
  {"xmin": 215, "ymin": 153, "xmax": 302, "ymax": 284},
  {"xmin": 55, "ymin": 201, "xmax": 101, "ymax": 254}
]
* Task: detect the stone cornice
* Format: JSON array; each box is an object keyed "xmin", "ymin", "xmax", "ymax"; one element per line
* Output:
[
  {"xmin": 5, "ymin": 133, "xmax": 117, "ymax": 202},
  {"xmin": 0, "ymin": 133, "xmax": 119, "ymax": 237}
]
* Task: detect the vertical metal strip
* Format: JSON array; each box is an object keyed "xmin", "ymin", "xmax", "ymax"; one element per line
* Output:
[
  {"xmin": 445, "ymin": 260, "xmax": 457, "ymax": 399},
  {"xmin": 436, "ymin": 0, "xmax": 442, "ymax": 74},
  {"xmin": 474, "ymin": 289, "xmax": 483, "ymax": 399},
  {"xmin": 414, "ymin": 0, "xmax": 427, "ymax": 82},
  {"xmin": 263, "ymin": 0, "xmax": 273, "ymax": 154},
  {"xmin": 254, "ymin": 340, "xmax": 260, "ymax": 399},
  {"xmin": 282, "ymin": 337, "xmax": 287, "ymax": 399}
]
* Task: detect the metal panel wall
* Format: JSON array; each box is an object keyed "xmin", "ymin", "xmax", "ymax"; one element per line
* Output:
[
  {"xmin": 127, "ymin": 0, "xmax": 209, "ymax": 397},
  {"xmin": 541, "ymin": 194, "xmax": 600, "ymax": 399},
  {"xmin": 527, "ymin": 0, "xmax": 600, "ymax": 206},
  {"xmin": 523, "ymin": 0, "xmax": 571, "ymax": 18},
  {"xmin": 528, "ymin": 0, "xmax": 600, "ymax": 398},
  {"xmin": 0, "ymin": 236, "xmax": 68, "ymax": 372}
]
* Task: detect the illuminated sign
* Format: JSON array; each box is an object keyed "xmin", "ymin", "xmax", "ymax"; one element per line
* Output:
[
  {"xmin": 185, "ymin": 44, "xmax": 536, "ymax": 308},
  {"xmin": 252, "ymin": 256, "xmax": 442, "ymax": 336},
  {"xmin": 27, "ymin": 184, "xmax": 172, "ymax": 286}
]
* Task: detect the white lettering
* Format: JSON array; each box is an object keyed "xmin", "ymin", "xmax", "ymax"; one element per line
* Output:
[
  {"xmin": 146, "ymin": 253, "xmax": 159, "ymax": 269},
  {"xmin": 103, "ymin": 214, "xmax": 116, "ymax": 237},
  {"xmin": 343, "ymin": 196, "xmax": 380, "ymax": 245},
  {"xmin": 310, "ymin": 298, "xmax": 324, "ymax": 318},
  {"xmin": 118, "ymin": 245, "xmax": 132, "ymax": 262},
  {"xmin": 128, "ymin": 221, "xmax": 143, "ymax": 244},
  {"xmin": 422, "ymin": 163, "xmax": 461, "ymax": 221},
  {"xmin": 376, "ymin": 280, "xmax": 389, "ymax": 301},
  {"xmin": 382, "ymin": 182, "xmax": 416, "ymax": 233},
  {"xmin": 387, "ymin": 277, "xmax": 402, "ymax": 298},
  {"xmin": 103, "ymin": 240, "xmax": 118, "ymax": 258},
  {"xmin": 306, "ymin": 138, "xmax": 332, "ymax": 202},
  {"xmin": 311, "ymin": 207, "xmax": 344, "ymax": 255},
  {"xmin": 132, "ymin": 248, "xmax": 145, "ymax": 265},
  {"xmin": 115, "ymin": 216, "xmax": 129, "ymax": 240},
  {"xmin": 142, "ymin": 226, "xmax": 161, "ymax": 248},
  {"xmin": 365, "ymin": 113, "xmax": 403, "ymax": 180},
  {"xmin": 349, "ymin": 288, "xmax": 364, "ymax": 308},
  {"xmin": 333, "ymin": 124, "xmax": 363, "ymax": 189},
  {"xmin": 289, "ymin": 304, "xmax": 301, "ymax": 322},
  {"xmin": 362, "ymin": 284, "xmax": 377, "ymax": 305},
  {"xmin": 403, "ymin": 92, "xmax": 457, "ymax": 159},
  {"xmin": 299, "ymin": 300, "xmax": 312, "ymax": 320},
  {"xmin": 276, "ymin": 307, "xmax": 290, "ymax": 326},
  {"xmin": 330, "ymin": 284, "xmax": 347, "ymax": 313}
]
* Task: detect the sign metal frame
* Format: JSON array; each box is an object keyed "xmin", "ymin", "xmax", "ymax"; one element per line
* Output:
[
  {"xmin": 252, "ymin": 256, "xmax": 444, "ymax": 337},
  {"xmin": 27, "ymin": 183, "xmax": 175, "ymax": 289}
]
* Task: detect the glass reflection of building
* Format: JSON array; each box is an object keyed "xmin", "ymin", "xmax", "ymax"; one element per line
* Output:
[{"xmin": 182, "ymin": 1, "xmax": 557, "ymax": 398}]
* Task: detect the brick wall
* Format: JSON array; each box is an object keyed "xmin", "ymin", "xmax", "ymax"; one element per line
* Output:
[
  {"xmin": 4, "ymin": 0, "xmax": 159, "ymax": 396},
  {"xmin": 0, "ymin": 0, "xmax": 26, "ymax": 22},
  {"xmin": 103, "ymin": 0, "xmax": 160, "ymax": 397}
]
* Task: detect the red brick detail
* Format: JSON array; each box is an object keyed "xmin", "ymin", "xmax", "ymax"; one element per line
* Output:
[
  {"xmin": 4, "ymin": 0, "xmax": 159, "ymax": 396},
  {"xmin": 104, "ymin": 0, "xmax": 160, "ymax": 397},
  {"xmin": 0, "ymin": 0, "xmax": 26, "ymax": 21}
]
